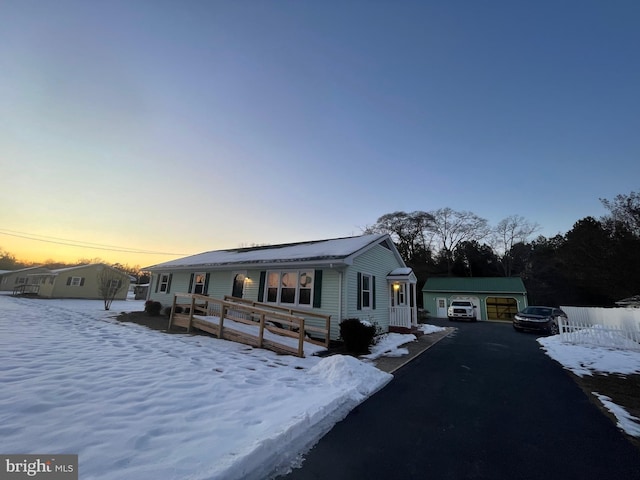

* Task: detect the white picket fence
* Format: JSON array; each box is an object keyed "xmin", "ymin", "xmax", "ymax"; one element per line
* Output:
[{"xmin": 559, "ymin": 306, "xmax": 640, "ymax": 351}]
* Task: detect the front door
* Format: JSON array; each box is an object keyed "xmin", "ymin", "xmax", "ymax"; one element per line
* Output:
[
  {"xmin": 436, "ymin": 297, "xmax": 447, "ymax": 318},
  {"xmin": 232, "ymin": 273, "xmax": 245, "ymax": 298}
]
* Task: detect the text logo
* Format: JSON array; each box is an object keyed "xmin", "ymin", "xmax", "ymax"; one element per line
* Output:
[{"xmin": 1, "ymin": 455, "xmax": 77, "ymax": 480}]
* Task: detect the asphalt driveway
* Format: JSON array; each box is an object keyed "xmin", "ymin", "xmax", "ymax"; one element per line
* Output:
[{"xmin": 280, "ymin": 319, "xmax": 640, "ymax": 480}]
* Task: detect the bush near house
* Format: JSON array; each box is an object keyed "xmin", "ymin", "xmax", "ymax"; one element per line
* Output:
[
  {"xmin": 340, "ymin": 318, "xmax": 377, "ymax": 354},
  {"xmin": 145, "ymin": 300, "xmax": 162, "ymax": 316}
]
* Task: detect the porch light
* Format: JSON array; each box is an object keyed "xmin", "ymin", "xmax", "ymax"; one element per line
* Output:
[{"xmin": 393, "ymin": 283, "xmax": 400, "ymax": 290}]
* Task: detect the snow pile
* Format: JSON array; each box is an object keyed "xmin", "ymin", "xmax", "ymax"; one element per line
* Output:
[
  {"xmin": 592, "ymin": 392, "xmax": 640, "ymax": 438},
  {"xmin": 0, "ymin": 295, "xmax": 390, "ymax": 480},
  {"xmin": 418, "ymin": 324, "xmax": 447, "ymax": 335},
  {"xmin": 361, "ymin": 333, "xmax": 415, "ymax": 360}
]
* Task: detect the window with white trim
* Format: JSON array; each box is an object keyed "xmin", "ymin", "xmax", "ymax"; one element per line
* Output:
[
  {"xmin": 159, "ymin": 274, "xmax": 170, "ymax": 292},
  {"xmin": 70, "ymin": 277, "xmax": 84, "ymax": 286},
  {"xmin": 192, "ymin": 273, "xmax": 206, "ymax": 294},
  {"xmin": 266, "ymin": 270, "xmax": 314, "ymax": 306},
  {"xmin": 361, "ymin": 273, "xmax": 373, "ymax": 309}
]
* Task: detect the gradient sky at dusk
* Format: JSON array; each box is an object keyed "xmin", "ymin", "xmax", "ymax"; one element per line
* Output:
[{"xmin": 1, "ymin": 1, "xmax": 639, "ymax": 267}]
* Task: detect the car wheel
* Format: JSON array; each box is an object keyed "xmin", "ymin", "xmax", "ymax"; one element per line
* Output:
[{"xmin": 549, "ymin": 321, "xmax": 559, "ymax": 335}]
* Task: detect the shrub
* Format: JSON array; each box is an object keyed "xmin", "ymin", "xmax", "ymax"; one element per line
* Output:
[
  {"xmin": 145, "ymin": 300, "xmax": 162, "ymax": 316},
  {"xmin": 339, "ymin": 318, "xmax": 377, "ymax": 354}
]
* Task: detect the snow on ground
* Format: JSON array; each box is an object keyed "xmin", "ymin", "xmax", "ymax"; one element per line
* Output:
[
  {"xmin": 538, "ymin": 333, "xmax": 640, "ymax": 438},
  {"xmin": 537, "ymin": 334, "xmax": 640, "ymax": 377},
  {"xmin": 592, "ymin": 392, "xmax": 640, "ymax": 438},
  {"xmin": 0, "ymin": 294, "xmax": 394, "ymax": 479},
  {"xmin": 361, "ymin": 324, "xmax": 447, "ymax": 361}
]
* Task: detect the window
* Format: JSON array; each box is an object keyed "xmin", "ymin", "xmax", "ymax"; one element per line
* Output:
[
  {"xmin": 265, "ymin": 270, "xmax": 313, "ymax": 306},
  {"xmin": 16, "ymin": 277, "xmax": 27, "ymax": 285},
  {"xmin": 107, "ymin": 279, "xmax": 122, "ymax": 290},
  {"xmin": 357, "ymin": 273, "xmax": 375, "ymax": 310},
  {"xmin": 192, "ymin": 273, "xmax": 206, "ymax": 294},
  {"xmin": 67, "ymin": 276, "xmax": 85, "ymax": 287},
  {"xmin": 159, "ymin": 274, "xmax": 170, "ymax": 293},
  {"xmin": 361, "ymin": 274, "xmax": 372, "ymax": 308}
]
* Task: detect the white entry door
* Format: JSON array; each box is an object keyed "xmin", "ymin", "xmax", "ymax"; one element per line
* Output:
[{"xmin": 436, "ymin": 297, "xmax": 447, "ymax": 318}]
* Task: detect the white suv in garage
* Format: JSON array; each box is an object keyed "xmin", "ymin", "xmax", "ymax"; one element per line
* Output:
[{"xmin": 447, "ymin": 300, "xmax": 477, "ymax": 321}]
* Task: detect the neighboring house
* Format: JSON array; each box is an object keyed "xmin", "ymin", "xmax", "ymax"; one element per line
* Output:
[
  {"xmin": 0, "ymin": 266, "xmax": 50, "ymax": 291},
  {"xmin": 422, "ymin": 277, "xmax": 528, "ymax": 321},
  {"xmin": 144, "ymin": 234, "xmax": 418, "ymax": 340},
  {"xmin": 24, "ymin": 264, "xmax": 130, "ymax": 300}
]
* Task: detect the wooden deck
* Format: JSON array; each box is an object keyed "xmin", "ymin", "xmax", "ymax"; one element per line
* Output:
[{"xmin": 168, "ymin": 293, "xmax": 330, "ymax": 358}]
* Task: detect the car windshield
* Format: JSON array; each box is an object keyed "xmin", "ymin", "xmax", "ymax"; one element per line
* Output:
[
  {"xmin": 452, "ymin": 301, "xmax": 471, "ymax": 306},
  {"xmin": 522, "ymin": 307, "xmax": 552, "ymax": 316}
]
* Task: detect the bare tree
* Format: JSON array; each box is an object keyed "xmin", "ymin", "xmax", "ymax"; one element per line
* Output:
[
  {"xmin": 426, "ymin": 208, "xmax": 490, "ymax": 275},
  {"xmin": 363, "ymin": 211, "xmax": 435, "ymax": 260},
  {"xmin": 97, "ymin": 266, "xmax": 127, "ymax": 311},
  {"xmin": 493, "ymin": 215, "xmax": 539, "ymax": 276},
  {"xmin": 600, "ymin": 191, "xmax": 640, "ymax": 237}
]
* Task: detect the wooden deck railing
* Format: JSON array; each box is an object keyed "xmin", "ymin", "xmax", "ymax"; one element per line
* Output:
[
  {"xmin": 223, "ymin": 295, "xmax": 331, "ymax": 348},
  {"xmin": 167, "ymin": 293, "xmax": 329, "ymax": 357}
]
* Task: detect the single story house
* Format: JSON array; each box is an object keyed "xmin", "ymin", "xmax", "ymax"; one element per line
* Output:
[
  {"xmin": 0, "ymin": 266, "xmax": 51, "ymax": 292},
  {"xmin": 144, "ymin": 233, "xmax": 418, "ymax": 340},
  {"xmin": 422, "ymin": 277, "xmax": 528, "ymax": 321},
  {"xmin": 22, "ymin": 264, "xmax": 131, "ymax": 300}
]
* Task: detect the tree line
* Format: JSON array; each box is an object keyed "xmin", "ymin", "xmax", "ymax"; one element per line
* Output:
[{"xmin": 364, "ymin": 191, "xmax": 640, "ymax": 307}]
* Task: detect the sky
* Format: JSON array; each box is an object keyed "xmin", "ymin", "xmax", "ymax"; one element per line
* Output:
[
  {"xmin": 1, "ymin": 1, "xmax": 639, "ymax": 266},
  {"xmin": 1, "ymin": 295, "xmax": 638, "ymax": 479}
]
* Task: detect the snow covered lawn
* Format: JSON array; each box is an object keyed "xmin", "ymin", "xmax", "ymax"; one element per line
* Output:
[{"xmin": 0, "ymin": 294, "xmax": 395, "ymax": 479}]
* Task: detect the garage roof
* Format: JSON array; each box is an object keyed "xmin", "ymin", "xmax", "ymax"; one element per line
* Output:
[{"xmin": 422, "ymin": 277, "xmax": 527, "ymax": 294}]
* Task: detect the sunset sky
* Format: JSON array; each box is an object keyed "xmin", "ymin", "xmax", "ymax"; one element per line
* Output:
[{"xmin": 1, "ymin": 1, "xmax": 639, "ymax": 268}]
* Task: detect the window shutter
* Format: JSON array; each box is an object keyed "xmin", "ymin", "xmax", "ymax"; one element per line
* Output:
[
  {"xmin": 155, "ymin": 274, "xmax": 159, "ymax": 293},
  {"xmin": 372, "ymin": 276, "xmax": 376, "ymax": 310},
  {"xmin": 66, "ymin": 277, "xmax": 72, "ymax": 286},
  {"xmin": 167, "ymin": 274, "xmax": 173, "ymax": 293},
  {"xmin": 204, "ymin": 273, "xmax": 210, "ymax": 295},
  {"xmin": 80, "ymin": 277, "xmax": 85, "ymax": 286},
  {"xmin": 258, "ymin": 271, "xmax": 266, "ymax": 302},
  {"xmin": 188, "ymin": 273, "xmax": 194, "ymax": 293},
  {"xmin": 117, "ymin": 280, "xmax": 122, "ymax": 289},
  {"xmin": 357, "ymin": 272, "xmax": 362, "ymax": 310},
  {"xmin": 313, "ymin": 270, "xmax": 323, "ymax": 308}
]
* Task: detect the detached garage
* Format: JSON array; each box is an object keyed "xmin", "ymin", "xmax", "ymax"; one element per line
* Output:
[{"xmin": 422, "ymin": 277, "xmax": 528, "ymax": 321}]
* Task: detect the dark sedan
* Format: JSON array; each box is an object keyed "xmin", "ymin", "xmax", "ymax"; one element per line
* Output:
[{"xmin": 513, "ymin": 306, "xmax": 567, "ymax": 335}]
